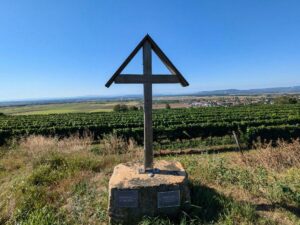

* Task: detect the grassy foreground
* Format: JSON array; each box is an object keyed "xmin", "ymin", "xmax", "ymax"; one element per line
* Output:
[{"xmin": 0, "ymin": 135, "xmax": 299, "ymax": 225}]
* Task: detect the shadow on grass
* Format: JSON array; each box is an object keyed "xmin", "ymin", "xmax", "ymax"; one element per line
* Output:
[
  {"xmin": 255, "ymin": 203, "xmax": 300, "ymax": 218},
  {"xmin": 141, "ymin": 182, "xmax": 279, "ymax": 224},
  {"xmin": 187, "ymin": 181, "xmax": 226, "ymax": 223},
  {"xmin": 140, "ymin": 183, "xmax": 230, "ymax": 224}
]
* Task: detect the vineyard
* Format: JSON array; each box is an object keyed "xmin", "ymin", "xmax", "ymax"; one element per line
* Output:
[{"xmin": 1, "ymin": 104, "xmax": 300, "ymax": 147}]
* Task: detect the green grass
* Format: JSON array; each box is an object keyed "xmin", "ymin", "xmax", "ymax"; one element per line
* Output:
[
  {"xmin": 0, "ymin": 135, "xmax": 299, "ymax": 224},
  {"xmin": 0, "ymin": 101, "xmax": 140, "ymax": 115}
]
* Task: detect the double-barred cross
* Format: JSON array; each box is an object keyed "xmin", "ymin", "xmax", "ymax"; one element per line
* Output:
[{"xmin": 106, "ymin": 35, "xmax": 188, "ymax": 173}]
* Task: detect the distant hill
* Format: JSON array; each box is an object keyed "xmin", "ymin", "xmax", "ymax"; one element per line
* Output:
[
  {"xmin": 1, "ymin": 86, "xmax": 300, "ymax": 107},
  {"xmin": 193, "ymin": 86, "xmax": 300, "ymax": 96}
]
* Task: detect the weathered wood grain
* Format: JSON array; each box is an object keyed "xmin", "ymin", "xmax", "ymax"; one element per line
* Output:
[
  {"xmin": 114, "ymin": 75, "xmax": 180, "ymax": 84},
  {"xmin": 143, "ymin": 41, "xmax": 153, "ymax": 169}
]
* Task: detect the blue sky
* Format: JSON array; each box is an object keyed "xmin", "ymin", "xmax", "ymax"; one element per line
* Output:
[{"xmin": 0, "ymin": 0, "xmax": 300, "ymax": 101}]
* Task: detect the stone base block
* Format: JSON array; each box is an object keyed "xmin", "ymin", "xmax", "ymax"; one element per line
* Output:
[{"xmin": 108, "ymin": 160, "xmax": 190, "ymax": 225}]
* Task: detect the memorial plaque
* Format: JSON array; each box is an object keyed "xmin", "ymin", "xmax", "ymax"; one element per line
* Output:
[
  {"xmin": 115, "ymin": 190, "xmax": 138, "ymax": 208},
  {"xmin": 157, "ymin": 190, "xmax": 180, "ymax": 208},
  {"xmin": 107, "ymin": 35, "xmax": 190, "ymax": 224}
]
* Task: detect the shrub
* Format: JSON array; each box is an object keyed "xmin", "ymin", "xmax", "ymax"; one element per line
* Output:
[
  {"xmin": 113, "ymin": 104, "xmax": 139, "ymax": 112},
  {"xmin": 19, "ymin": 207, "xmax": 66, "ymax": 225},
  {"xmin": 28, "ymin": 163, "xmax": 66, "ymax": 186},
  {"xmin": 100, "ymin": 134, "xmax": 141, "ymax": 156},
  {"xmin": 113, "ymin": 104, "xmax": 128, "ymax": 112},
  {"xmin": 274, "ymin": 96, "xmax": 298, "ymax": 104},
  {"xmin": 129, "ymin": 105, "xmax": 139, "ymax": 111},
  {"xmin": 243, "ymin": 139, "xmax": 300, "ymax": 172}
]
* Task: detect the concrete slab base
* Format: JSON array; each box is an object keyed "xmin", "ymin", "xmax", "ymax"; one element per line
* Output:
[{"xmin": 108, "ymin": 160, "xmax": 190, "ymax": 225}]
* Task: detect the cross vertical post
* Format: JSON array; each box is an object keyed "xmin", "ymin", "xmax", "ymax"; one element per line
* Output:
[
  {"xmin": 105, "ymin": 34, "xmax": 189, "ymax": 174},
  {"xmin": 143, "ymin": 41, "xmax": 153, "ymax": 170}
]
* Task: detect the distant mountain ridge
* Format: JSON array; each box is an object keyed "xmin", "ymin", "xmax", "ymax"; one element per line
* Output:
[
  {"xmin": 1, "ymin": 85, "xmax": 300, "ymax": 107},
  {"xmin": 194, "ymin": 86, "xmax": 300, "ymax": 96}
]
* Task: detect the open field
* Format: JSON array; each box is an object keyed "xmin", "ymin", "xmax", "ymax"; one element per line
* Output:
[
  {"xmin": 1, "ymin": 104, "xmax": 300, "ymax": 148},
  {"xmin": 0, "ymin": 101, "xmax": 190, "ymax": 115},
  {"xmin": 0, "ymin": 135, "xmax": 299, "ymax": 224},
  {"xmin": 0, "ymin": 95, "xmax": 278, "ymax": 115},
  {"xmin": 1, "ymin": 100, "xmax": 300, "ymax": 224},
  {"xmin": 0, "ymin": 101, "xmax": 141, "ymax": 115}
]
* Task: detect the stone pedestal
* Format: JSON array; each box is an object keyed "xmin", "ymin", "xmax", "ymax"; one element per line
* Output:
[{"xmin": 108, "ymin": 160, "xmax": 190, "ymax": 225}]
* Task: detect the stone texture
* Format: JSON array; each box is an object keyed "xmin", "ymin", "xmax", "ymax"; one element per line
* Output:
[{"xmin": 108, "ymin": 160, "xmax": 190, "ymax": 224}]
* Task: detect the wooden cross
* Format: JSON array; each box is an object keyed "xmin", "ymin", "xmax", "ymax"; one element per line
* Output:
[{"xmin": 105, "ymin": 34, "xmax": 189, "ymax": 172}]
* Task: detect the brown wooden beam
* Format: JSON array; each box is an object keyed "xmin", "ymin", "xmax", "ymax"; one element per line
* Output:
[
  {"xmin": 146, "ymin": 35, "xmax": 189, "ymax": 87},
  {"xmin": 105, "ymin": 35, "xmax": 149, "ymax": 88},
  {"xmin": 105, "ymin": 35, "xmax": 189, "ymax": 88},
  {"xmin": 143, "ymin": 41, "xmax": 153, "ymax": 170},
  {"xmin": 114, "ymin": 75, "xmax": 180, "ymax": 84}
]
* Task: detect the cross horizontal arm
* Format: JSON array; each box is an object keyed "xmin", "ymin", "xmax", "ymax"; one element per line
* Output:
[{"xmin": 114, "ymin": 75, "xmax": 181, "ymax": 84}]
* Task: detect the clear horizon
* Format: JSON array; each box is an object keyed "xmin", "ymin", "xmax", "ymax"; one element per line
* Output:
[
  {"xmin": 1, "ymin": 0, "xmax": 300, "ymax": 101},
  {"xmin": 1, "ymin": 84, "xmax": 300, "ymax": 103}
]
